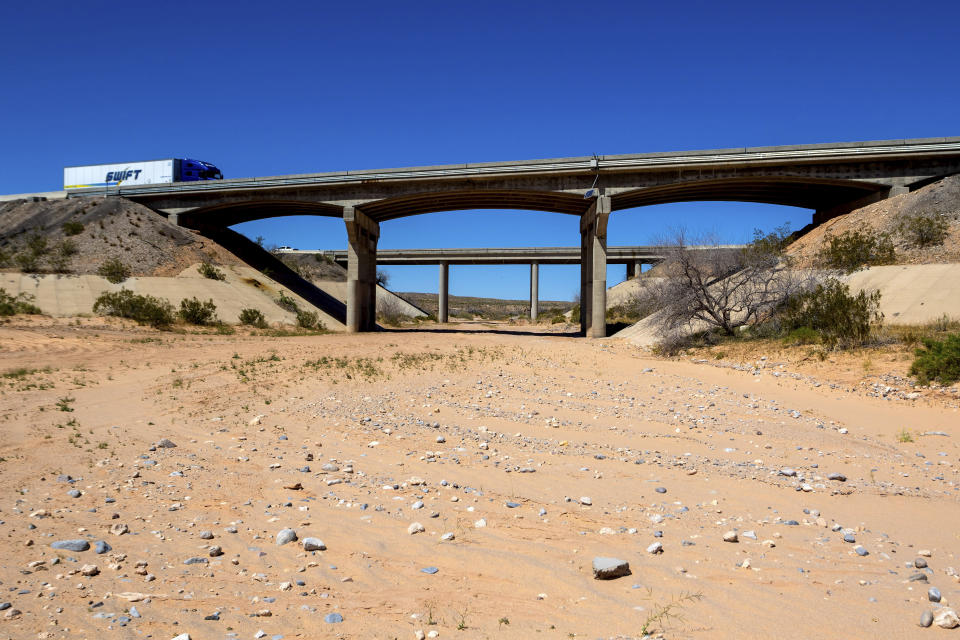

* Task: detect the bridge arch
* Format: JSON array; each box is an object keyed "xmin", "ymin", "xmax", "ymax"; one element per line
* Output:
[
  {"xmin": 176, "ymin": 200, "xmax": 343, "ymax": 228},
  {"xmin": 358, "ymin": 189, "xmax": 590, "ymax": 222}
]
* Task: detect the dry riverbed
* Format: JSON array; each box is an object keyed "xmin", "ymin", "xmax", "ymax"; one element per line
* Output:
[{"xmin": 1, "ymin": 317, "xmax": 959, "ymax": 639}]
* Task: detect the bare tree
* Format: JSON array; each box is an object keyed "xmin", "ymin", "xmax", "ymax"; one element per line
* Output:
[
  {"xmin": 649, "ymin": 228, "xmax": 813, "ymax": 338},
  {"xmin": 376, "ymin": 269, "xmax": 390, "ymax": 288}
]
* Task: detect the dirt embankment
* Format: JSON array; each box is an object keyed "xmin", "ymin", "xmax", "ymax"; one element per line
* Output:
[{"xmin": 787, "ymin": 174, "xmax": 960, "ymax": 266}]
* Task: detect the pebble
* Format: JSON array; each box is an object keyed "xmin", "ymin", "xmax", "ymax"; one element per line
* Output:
[
  {"xmin": 827, "ymin": 472, "xmax": 847, "ymax": 482},
  {"xmin": 647, "ymin": 542, "xmax": 663, "ymax": 554},
  {"xmin": 183, "ymin": 557, "xmax": 208, "ymax": 565},
  {"xmin": 303, "ymin": 537, "xmax": 327, "ymax": 551},
  {"xmin": 51, "ymin": 539, "xmax": 90, "ymax": 552},
  {"xmin": 779, "ymin": 468, "xmax": 796, "ymax": 477},
  {"xmin": 723, "ymin": 531, "xmax": 739, "ymax": 543},
  {"xmin": 408, "ymin": 522, "xmax": 425, "ymax": 535},
  {"xmin": 94, "ymin": 540, "xmax": 112, "ymax": 554},
  {"xmin": 324, "ymin": 612, "xmax": 343, "ymax": 623},
  {"xmin": 854, "ymin": 546, "xmax": 869, "ymax": 556},
  {"xmin": 80, "ymin": 564, "xmax": 100, "ymax": 576},
  {"xmin": 276, "ymin": 528, "xmax": 298, "ymax": 545},
  {"xmin": 156, "ymin": 438, "xmax": 177, "ymax": 448},
  {"xmin": 930, "ymin": 587, "xmax": 942, "ymax": 603},
  {"xmin": 421, "ymin": 567, "xmax": 439, "ymax": 574},
  {"xmin": 592, "ymin": 557, "xmax": 630, "ymax": 580},
  {"xmin": 171, "ymin": 634, "xmax": 191, "ymax": 640},
  {"xmin": 915, "ymin": 558, "xmax": 928, "ymax": 569},
  {"xmin": 199, "ymin": 531, "xmax": 214, "ymax": 540},
  {"xmin": 921, "ymin": 610, "xmax": 934, "ymax": 627},
  {"xmin": 935, "ymin": 609, "xmax": 960, "ymax": 629},
  {"xmin": 440, "ymin": 532, "xmax": 455, "ymax": 541},
  {"xmin": 580, "ymin": 497, "xmax": 592, "ymax": 505}
]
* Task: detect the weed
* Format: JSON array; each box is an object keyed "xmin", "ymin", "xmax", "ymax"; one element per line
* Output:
[
  {"xmin": 56, "ymin": 396, "xmax": 75, "ymax": 412},
  {"xmin": 0, "ymin": 289, "xmax": 42, "ymax": 316},
  {"xmin": 910, "ymin": 333, "xmax": 960, "ymax": 385},
  {"xmin": 93, "ymin": 289, "xmax": 174, "ymax": 328},
  {"xmin": 639, "ymin": 590, "xmax": 704, "ymax": 636},
  {"xmin": 178, "ymin": 298, "xmax": 219, "ymax": 325},
  {"xmin": 816, "ymin": 230, "xmax": 896, "ymax": 272},
  {"xmin": 498, "ymin": 616, "xmax": 510, "ymax": 628},
  {"xmin": 898, "ymin": 212, "xmax": 949, "ymax": 248},
  {"xmin": 239, "ymin": 308, "xmax": 268, "ymax": 329},
  {"xmin": 97, "ymin": 257, "xmax": 131, "ymax": 283},
  {"xmin": 198, "ymin": 262, "xmax": 227, "ymax": 280},
  {"xmin": 276, "ymin": 290, "xmax": 298, "ymax": 313},
  {"xmin": 296, "ymin": 310, "xmax": 324, "ymax": 330},
  {"xmin": 62, "ymin": 220, "xmax": 85, "ymax": 236},
  {"xmin": 897, "ymin": 428, "xmax": 914, "ymax": 443}
]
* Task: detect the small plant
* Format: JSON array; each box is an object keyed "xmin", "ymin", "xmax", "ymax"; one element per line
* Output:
[
  {"xmin": 910, "ymin": 333, "xmax": 960, "ymax": 386},
  {"xmin": 296, "ymin": 310, "xmax": 324, "ymax": 330},
  {"xmin": 92, "ymin": 289, "xmax": 174, "ymax": 328},
  {"xmin": 239, "ymin": 308, "xmax": 268, "ymax": 328},
  {"xmin": 62, "ymin": 220, "xmax": 85, "ymax": 236},
  {"xmin": 198, "ymin": 262, "xmax": 226, "ymax": 281},
  {"xmin": 897, "ymin": 428, "xmax": 915, "ymax": 443},
  {"xmin": 97, "ymin": 257, "xmax": 131, "ymax": 283},
  {"xmin": 0, "ymin": 289, "xmax": 42, "ymax": 316},
  {"xmin": 498, "ymin": 617, "xmax": 510, "ymax": 628},
  {"xmin": 97, "ymin": 442, "xmax": 109, "ymax": 449},
  {"xmin": 898, "ymin": 212, "xmax": 949, "ymax": 248},
  {"xmin": 178, "ymin": 297, "xmax": 219, "ymax": 325},
  {"xmin": 56, "ymin": 396, "xmax": 75, "ymax": 412},
  {"xmin": 48, "ymin": 239, "xmax": 78, "ymax": 273},
  {"xmin": 276, "ymin": 290, "xmax": 298, "ymax": 313},
  {"xmin": 639, "ymin": 590, "xmax": 704, "ymax": 636},
  {"xmin": 455, "ymin": 605, "xmax": 470, "ymax": 630},
  {"xmin": 783, "ymin": 326, "xmax": 821, "ymax": 346},
  {"xmin": 816, "ymin": 230, "xmax": 896, "ymax": 272}
]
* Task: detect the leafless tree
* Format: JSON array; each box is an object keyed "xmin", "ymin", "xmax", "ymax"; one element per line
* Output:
[{"xmin": 647, "ymin": 229, "xmax": 814, "ymax": 338}]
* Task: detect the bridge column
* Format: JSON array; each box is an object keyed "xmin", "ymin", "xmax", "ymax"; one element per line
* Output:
[
  {"xmin": 580, "ymin": 196, "xmax": 611, "ymax": 338},
  {"xmin": 438, "ymin": 261, "xmax": 449, "ymax": 323},
  {"xmin": 344, "ymin": 206, "xmax": 379, "ymax": 333},
  {"xmin": 628, "ymin": 261, "xmax": 642, "ymax": 280},
  {"xmin": 529, "ymin": 261, "xmax": 539, "ymax": 322}
]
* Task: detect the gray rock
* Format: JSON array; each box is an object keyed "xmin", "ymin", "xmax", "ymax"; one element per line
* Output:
[
  {"xmin": 94, "ymin": 540, "xmax": 112, "ymax": 554},
  {"xmin": 930, "ymin": 587, "xmax": 942, "ymax": 603},
  {"xmin": 843, "ymin": 533, "xmax": 856, "ymax": 543},
  {"xmin": 51, "ymin": 539, "xmax": 90, "ymax": 552},
  {"xmin": 157, "ymin": 438, "xmax": 177, "ymax": 448},
  {"xmin": 779, "ymin": 468, "xmax": 797, "ymax": 477},
  {"xmin": 854, "ymin": 545, "xmax": 869, "ymax": 556},
  {"xmin": 67, "ymin": 489, "xmax": 81, "ymax": 498},
  {"xmin": 276, "ymin": 528, "xmax": 298, "ymax": 545},
  {"xmin": 183, "ymin": 557, "xmax": 208, "ymax": 565},
  {"xmin": 303, "ymin": 537, "xmax": 326, "ymax": 551},
  {"xmin": 209, "ymin": 545, "xmax": 223, "ymax": 557},
  {"xmin": 921, "ymin": 610, "xmax": 934, "ymax": 627},
  {"xmin": 827, "ymin": 472, "xmax": 847, "ymax": 482},
  {"xmin": 199, "ymin": 531, "xmax": 214, "ymax": 540},
  {"xmin": 915, "ymin": 557, "xmax": 928, "ymax": 569},
  {"xmin": 592, "ymin": 557, "xmax": 631, "ymax": 580},
  {"xmin": 325, "ymin": 612, "xmax": 343, "ymax": 623},
  {"xmin": 647, "ymin": 542, "xmax": 663, "ymax": 554}
]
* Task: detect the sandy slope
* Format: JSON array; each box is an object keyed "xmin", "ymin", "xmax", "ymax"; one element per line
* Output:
[{"xmin": 0, "ymin": 320, "xmax": 958, "ymax": 639}]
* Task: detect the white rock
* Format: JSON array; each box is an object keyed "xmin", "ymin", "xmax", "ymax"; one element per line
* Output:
[
  {"xmin": 408, "ymin": 522, "xmax": 425, "ymax": 535},
  {"xmin": 935, "ymin": 608, "xmax": 960, "ymax": 629}
]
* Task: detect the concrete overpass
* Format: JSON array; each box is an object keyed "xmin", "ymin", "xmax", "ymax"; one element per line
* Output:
[
  {"xmin": 66, "ymin": 136, "xmax": 960, "ymax": 336},
  {"xmin": 280, "ymin": 245, "xmax": 728, "ymax": 322}
]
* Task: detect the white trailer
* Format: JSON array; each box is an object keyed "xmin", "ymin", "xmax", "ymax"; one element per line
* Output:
[{"xmin": 64, "ymin": 159, "xmax": 175, "ymax": 189}]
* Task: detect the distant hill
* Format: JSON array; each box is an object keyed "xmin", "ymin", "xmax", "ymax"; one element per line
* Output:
[{"xmin": 398, "ymin": 291, "xmax": 573, "ymax": 320}]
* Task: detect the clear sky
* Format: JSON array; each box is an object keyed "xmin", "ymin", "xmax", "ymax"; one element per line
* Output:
[{"xmin": 2, "ymin": 1, "xmax": 957, "ymax": 300}]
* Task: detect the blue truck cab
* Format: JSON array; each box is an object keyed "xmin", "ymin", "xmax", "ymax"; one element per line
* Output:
[{"xmin": 178, "ymin": 159, "xmax": 223, "ymax": 181}]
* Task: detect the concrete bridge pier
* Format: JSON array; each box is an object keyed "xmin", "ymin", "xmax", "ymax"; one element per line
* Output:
[
  {"xmin": 580, "ymin": 196, "xmax": 611, "ymax": 338},
  {"xmin": 628, "ymin": 261, "xmax": 642, "ymax": 280},
  {"xmin": 438, "ymin": 261, "xmax": 449, "ymax": 323},
  {"xmin": 344, "ymin": 206, "xmax": 379, "ymax": 332},
  {"xmin": 530, "ymin": 261, "xmax": 539, "ymax": 321}
]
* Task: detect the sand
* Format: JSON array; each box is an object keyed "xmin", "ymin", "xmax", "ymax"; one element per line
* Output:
[{"xmin": 1, "ymin": 318, "xmax": 958, "ymax": 639}]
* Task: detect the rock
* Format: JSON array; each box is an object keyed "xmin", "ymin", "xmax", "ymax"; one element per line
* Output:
[
  {"xmin": 930, "ymin": 587, "xmax": 942, "ymax": 603},
  {"xmin": 51, "ymin": 539, "xmax": 90, "ymax": 552},
  {"xmin": 171, "ymin": 634, "xmax": 191, "ymax": 640},
  {"xmin": 282, "ymin": 482, "xmax": 303, "ymax": 490},
  {"xmin": 921, "ymin": 610, "xmax": 934, "ymax": 627},
  {"xmin": 655, "ymin": 487, "xmax": 666, "ymax": 494},
  {"xmin": 421, "ymin": 567, "xmax": 439, "ymax": 574},
  {"xmin": 110, "ymin": 523, "xmax": 129, "ymax": 536},
  {"xmin": 723, "ymin": 531, "xmax": 739, "ymax": 543},
  {"xmin": 321, "ymin": 463, "xmax": 339, "ymax": 472},
  {"xmin": 779, "ymin": 468, "xmax": 796, "ymax": 477},
  {"xmin": 915, "ymin": 557, "xmax": 928, "ymax": 569},
  {"xmin": 474, "ymin": 518, "xmax": 487, "ymax": 528},
  {"xmin": 592, "ymin": 557, "xmax": 631, "ymax": 580},
  {"xmin": 505, "ymin": 502, "xmax": 521, "ymax": 508},
  {"xmin": 80, "ymin": 564, "xmax": 100, "ymax": 576},
  {"xmin": 4, "ymin": 609, "xmax": 21, "ymax": 619},
  {"xmin": 67, "ymin": 489, "xmax": 81, "ymax": 498},
  {"xmin": 94, "ymin": 540, "xmax": 112, "ymax": 554},
  {"xmin": 843, "ymin": 533, "xmax": 856, "ymax": 543},
  {"xmin": 647, "ymin": 542, "xmax": 663, "ymax": 554},
  {"xmin": 435, "ymin": 436, "xmax": 445, "ymax": 443},
  {"xmin": 935, "ymin": 609, "xmax": 960, "ymax": 629},
  {"xmin": 324, "ymin": 613, "xmax": 343, "ymax": 623},
  {"xmin": 276, "ymin": 528, "xmax": 298, "ymax": 545},
  {"xmin": 580, "ymin": 497, "xmax": 592, "ymax": 505},
  {"xmin": 440, "ymin": 532, "xmax": 455, "ymax": 541},
  {"xmin": 209, "ymin": 545, "xmax": 223, "ymax": 557},
  {"xmin": 827, "ymin": 472, "xmax": 847, "ymax": 482},
  {"xmin": 742, "ymin": 530, "xmax": 757, "ymax": 540},
  {"xmin": 303, "ymin": 537, "xmax": 326, "ymax": 551},
  {"xmin": 199, "ymin": 531, "xmax": 214, "ymax": 540},
  {"xmin": 157, "ymin": 438, "xmax": 177, "ymax": 448},
  {"xmin": 183, "ymin": 557, "xmax": 208, "ymax": 565},
  {"xmin": 855, "ymin": 545, "xmax": 869, "ymax": 556},
  {"xmin": 408, "ymin": 522, "xmax": 425, "ymax": 535}
]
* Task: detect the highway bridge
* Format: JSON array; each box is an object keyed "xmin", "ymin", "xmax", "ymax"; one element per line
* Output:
[{"xmin": 66, "ymin": 136, "xmax": 960, "ymax": 336}]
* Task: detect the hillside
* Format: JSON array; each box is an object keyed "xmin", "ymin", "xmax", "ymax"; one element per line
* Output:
[{"xmin": 786, "ymin": 174, "xmax": 960, "ymax": 266}]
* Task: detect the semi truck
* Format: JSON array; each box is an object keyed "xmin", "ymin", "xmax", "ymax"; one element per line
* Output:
[{"xmin": 64, "ymin": 158, "xmax": 223, "ymax": 189}]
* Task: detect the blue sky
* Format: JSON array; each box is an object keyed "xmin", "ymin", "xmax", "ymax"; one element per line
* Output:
[{"xmin": 2, "ymin": 1, "xmax": 957, "ymax": 300}]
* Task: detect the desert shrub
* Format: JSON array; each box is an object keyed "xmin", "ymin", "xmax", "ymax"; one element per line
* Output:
[
  {"xmin": 782, "ymin": 326, "xmax": 821, "ymax": 345},
  {"xmin": 98, "ymin": 258, "xmax": 131, "ymax": 283},
  {"xmin": 48, "ymin": 240, "xmax": 78, "ymax": 273},
  {"xmin": 276, "ymin": 290, "xmax": 298, "ymax": 312},
  {"xmin": 898, "ymin": 212, "xmax": 950, "ymax": 248},
  {"xmin": 13, "ymin": 251, "xmax": 41, "ymax": 272},
  {"xmin": 296, "ymin": 310, "xmax": 324, "ymax": 330},
  {"xmin": 782, "ymin": 278, "xmax": 882, "ymax": 348},
  {"xmin": 62, "ymin": 221, "xmax": 85, "ymax": 236},
  {"xmin": 0, "ymin": 289, "xmax": 42, "ymax": 316},
  {"xmin": 239, "ymin": 308, "xmax": 268, "ymax": 328},
  {"xmin": 92, "ymin": 289, "xmax": 174, "ymax": 328},
  {"xmin": 816, "ymin": 230, "xmax": 896, "ymax": 272},
  {"xmin": 377, "ymin": 296, "xmax": 409, "ymax": 327},
  {"xmin": 178, "ymin": 297, "xmax": 219, "ymax": 325},
  {"xmin": 551, "ymin": 313, "xmax": 566, "ymax": 324},
  {"xmin": 198, "ymin": 262, "xmax": 226, "ymax": 281},
  {"xmin": 909, "ymin": 333, "xmax": 960, "ymax": 386},
  {"xmin": 570, "ymin": 304, "xmax": 581, "ymax": 324}
]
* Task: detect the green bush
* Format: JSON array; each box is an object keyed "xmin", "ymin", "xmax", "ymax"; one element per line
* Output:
[
  {"xmin": 239, "ymin": 308, "xmax": 268, "ymax": 328},
  {"xmin": 98, "ymin": 258, "xmax": 131, "ymax": 284},
  {"xmin": 0, "ymin": 289, "xmax": 42, "ymax": 316},
  {"xmin": 178, "ymin": 297, "xmax": 219, "ymax": 325},
  {"xmin": 910, "ymin": 333, "xmax": 960, "ymax": 386},
  {"xmin": 570, "ymin": 304, "xmax": 580, "ymax": 324},
  {"xmin": 782, "ymin": 278, "xmax": 882, "ymax": 348},
  {"xmin": 13, "ymin": 251, "xmax": 42, "ymax": 272},
  {"xmin": 782, "ymin": 326, "xmax": 821, "ymax": 345},
  {"xmin": 898, "ymin": 212, "xmax": 949, "ymax": 248},
  {"xmin": 198, "ymin": 262, "xmax": 226, "ymax": 281},
  {"xmin": 276, "ymin": 290, "xmax": 298, "ymax": 313},
  {"xmin": 816, "ymin": 230, "xmax": 896, "ymax": 272},
  {"xmin": 93, "ymin": 289, "xmax": 174, "ymax": 328},
  {"xmin": 296, "ymin": 310, "xmax": 324, "ymax": 330},
  {"xmin": 48, "ymin": 240, "xmax": 77, "ymax": 273},
  {"xmin": 62, "ymin": 221, "xmax": 85, "ymax": 236}
]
